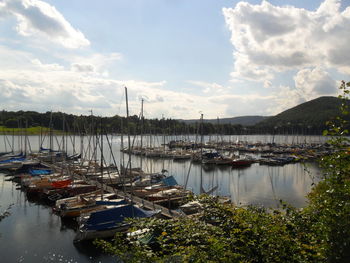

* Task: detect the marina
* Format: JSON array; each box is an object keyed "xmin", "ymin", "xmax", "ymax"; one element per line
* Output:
[
  {"xmin": 0, "ymin": 0, "xmax": 348, "ymax": 260},
  {"xmin": 0, "ymin": 134, "xmax": 325, "ymax": 262}
]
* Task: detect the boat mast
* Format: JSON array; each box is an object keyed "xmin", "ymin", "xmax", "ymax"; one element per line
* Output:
[
  {"xmin": 12, "ymin": 128, "xmax": 14, "ymax": 153},
  {"xmin": 216, "ymin": 117, "xmax": 219, "ymax": 146},
  {"xmin": 125, "ymin": 87, "xmax": 132, "ymax": 177},
  {"xmin": 24, "ymin": 119, "xmax": 28, "ymax": 156},
  {"xmin": 88, "ymin": 110, "xmax": 93, "ymax": 161},
  {"xmin": 200, "ymin": 113, "xmax": 205, "ymax": 194},
  {"xmin": 62, "ymin": 113, "xmax": 65, "ymax": 155},
  {"xmin": 120, "ymin": 118, "xmax": 124, "ymax": 172},
  {"xmin": 125, "ymin": 86, "xmax": 134, "ymax": 217},
  {"xmin": 162, "ymin": 114, "xmax": 165, "ymax": 172},
  {"xmin": 49, "ymin": 111, "xmax": 53, "ymax": 162},
  {"xmin": 140, "ymin": 98, "xmax": 144, "ymax": 170},
  {"xmin": 100, "ymin": 117, "xmax": 104, "ymax": 201}
]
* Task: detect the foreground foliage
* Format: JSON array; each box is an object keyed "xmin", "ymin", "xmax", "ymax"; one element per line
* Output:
[
  {"xmin": 96, "ymin": 197, "xmax": 323, "ymax": 262},
  {"xmin": 95, "ymin": 82, "xmax": 350, "ymax": 262}
]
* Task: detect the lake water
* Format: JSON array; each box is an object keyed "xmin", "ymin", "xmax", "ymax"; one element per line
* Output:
[
  {"xmin": 0, "ymin": 134, "xmax": 324, "ymax": 262},
  {"xmin": 0, "ymin": 173, "xmax": 116, "ymax": 262}
]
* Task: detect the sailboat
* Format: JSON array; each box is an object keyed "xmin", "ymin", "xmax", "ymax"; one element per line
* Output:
[
  {"xmin": 74, "ymin": 204, "xmax": 160, "ymax": 242},
  {"xmin": 74, "ymin": 87, "xmax": 161, "ymax": 242}
]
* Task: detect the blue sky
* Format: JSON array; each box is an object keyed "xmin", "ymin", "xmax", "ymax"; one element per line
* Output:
[{"xmin": 0, "ymin": 0, "xmax": 349, "ymax": 119}]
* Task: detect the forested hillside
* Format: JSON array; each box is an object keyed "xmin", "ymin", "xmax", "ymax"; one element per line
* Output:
[
  {"xmin": 254, "ymin": 96, "xmax": 350, "ymax": 134},
  {"xmin": 0, "ymin": 96, "xmax": 347, "ymax": 135}
]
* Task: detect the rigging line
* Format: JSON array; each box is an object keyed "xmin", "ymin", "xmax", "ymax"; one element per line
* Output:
[
  {"xmin": 54, "ymin": 134, "xmax": 62, "ymax": 152},
  {"xmin": 109, "ymin": 134, "xmax": 113, "ymax": 164},
  {"xmin": 143, "ymin": 155, "xmax": 150, "ymax": 174},
  {"xmin": 4, "ymin": 133, "xmax": 12, "ymax": 152},
  {"xmin": 116, "ymin": 89, "xmax": 125, "ymax": 116},
  {"xmin": 95, "ymin": 131, "xmax": 113, "ymax": 188},
  {"xmin": 184, "ymin": 161, "xmax": 192, "ymax": 190},
  {"xmin": 105, "ymin": 133, "xmax": 120, "ymax": 175},
  {"xmin": 128, "ymin": 107, "xmax": 144, "ymax": 152},
  {"xmin": 65, "ymin": 118, "xmax": 76, "ymax": 154},
  {"xmin": 1, "ymin": 128, "xmax": 6, "ymax": 152},
  {"xmin": 40, "ymin": 129, "xmax": 47, "ymax": 149},
  {"xmin": 26, "ymin": 135, "xmax": 32, "ymax": 153},
  {"xmin": 80, "ymin": 128, "xmax": 90, "ymax": 162}
]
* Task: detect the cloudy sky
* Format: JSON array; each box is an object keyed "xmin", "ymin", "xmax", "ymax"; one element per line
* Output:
[{"xmin": 0, "ymin": 0, "xmax": 349, "ymax": 119}]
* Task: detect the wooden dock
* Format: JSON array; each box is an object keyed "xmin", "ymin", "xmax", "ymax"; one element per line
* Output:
[
  {"xmin": 77, "ymin": 175, "xmax": 184, "ymax": 218},
  {"xmin": 42, "ymin": 161, "xmax": 184, "ymax": 218}
]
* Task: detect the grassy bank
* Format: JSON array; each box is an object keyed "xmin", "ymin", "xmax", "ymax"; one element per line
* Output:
[{"xmin": 0, "ymin": 126, "xmax": 62, "ymax": 135}]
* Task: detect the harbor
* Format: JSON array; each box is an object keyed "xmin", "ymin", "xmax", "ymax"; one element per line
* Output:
[
  {"xmin": 0, "ymin": 0, "xmax": 349, "ymax": 260},
  {"xmin": 0, "ymin": 133, "xmax": 327, "ymax": 262}
]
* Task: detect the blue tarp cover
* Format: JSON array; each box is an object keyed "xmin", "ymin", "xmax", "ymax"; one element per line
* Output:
[
  {"xmin": 85, "ymin": 205, "xmax": 157, "ymax": 231},
  {"xmin": 40, "ymin": 147, "xmax": 59, "ymax": 153},
  {"xmin": 28, "ymin": 169, "xmax": 52, "ymax": 176},
  {"xmin": 162, "ymin": 175, "xmax": 178, "ymax": 186},
  {"xmin": 203, "ymin": 152, "xmax": 220, "ymax": 159}
]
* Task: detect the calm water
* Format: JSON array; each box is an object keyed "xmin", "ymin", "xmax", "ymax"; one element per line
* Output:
[
  {"xmin": 0, "ymin": 173, "xmax": 116, "ymax": 262},
  {"xmin": 0, "ymin": 134, "xmax": 324, "ymax": 262}
]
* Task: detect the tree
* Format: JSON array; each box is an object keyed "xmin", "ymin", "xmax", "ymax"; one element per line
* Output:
[
  {"xmin": 306, "ymin": 81, "xmax": 350, "ymax": 261},
  {"xmin": 4, "ymin": 118, "xmax": 18, "ymax": 128}
]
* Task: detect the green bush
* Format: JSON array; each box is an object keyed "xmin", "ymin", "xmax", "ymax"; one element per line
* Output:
[{"xmin": 4, "ymin": 118, "xmax": 18, "ymax": 128}]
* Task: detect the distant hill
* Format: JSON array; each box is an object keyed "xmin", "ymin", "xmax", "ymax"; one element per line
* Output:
[
  {"xmin": 179, "ymin": 116, "xmax": 269, "ymax": 126},
  {"xmin": 256, "ymin": 96, "xmax": 350, "ymax": 129}
]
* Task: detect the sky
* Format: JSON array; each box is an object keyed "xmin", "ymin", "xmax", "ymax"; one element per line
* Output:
[{"xmin": 0, "ymin": 0, "xmax": 349, "ymax": 119}]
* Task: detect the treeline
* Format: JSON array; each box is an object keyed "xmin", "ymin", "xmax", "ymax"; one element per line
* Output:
[
  {"xmin": 0, "ymin": 110, "xmax": 332, "ymax": 135},
  {"xmin": 0, "ymin": 110, "xmax": 245, "ymax": 135}
]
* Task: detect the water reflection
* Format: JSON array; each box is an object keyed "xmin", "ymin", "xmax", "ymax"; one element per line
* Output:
[
  {"xmin": 0, "ymin": 135, "xmax": 323, "ymax": 207},
  {"xmin": 0, "ymin": 173, "xmax": 115, "ymax": 263}
]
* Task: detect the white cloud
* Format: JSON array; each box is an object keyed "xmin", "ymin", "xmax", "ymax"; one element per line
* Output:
[
  {"xmin": 0, "ymin": 45, "xmax": 173, "ymax": 116},
  {"xmin": 67, "ymin": 52, "xmax": 122, "ymax": 74},
  {"xmin": 294, "ymin": 67, "xmax": 338, "ymax": 99},
  {"xmin": 208, "ymin": 93, "xmax": 275, "ymax": 116},
  {"xmin": 231, "ymin": 53, "xmax": 273, "ymax": 81},
  {"xmin": 31, "ymin": 58, "xmax": 64, "ymax": 71},
  {"xmin": 0, "ymin": 43, "xmax": 326, "ymax": 118},
  {"xmin": 263, "ymin": 80, "xmax": 272, "ymax": 89},
  {"xmin": 187, "ymin": 80, "xmax": 226, "ymax": 94},
  {"xmin": 0, "ymin": 0, "xmax": 346, "ymax": 120},
  {"xmin": 223, "ymin": 0, "xmax": 350, "ymax": 81},
  {"xmin": 271, "ymin": 86, "xmax": 305, "ymax": 115},
  {"xmin": 71, "ymin": 63, "xmax": 95, "ymax": 73},
  {"xmin": 0, "ymin": 79, "xmax": 32, "ymax": 103},
  {"xmin": 0, "ymin": 0, "xmax": 90, "ymax": 48}
]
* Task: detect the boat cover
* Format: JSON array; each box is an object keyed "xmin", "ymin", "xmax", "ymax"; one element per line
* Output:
[
  {"xmin": 95, "ymin": 200, "xmax": 128, "ymax": 206},
  {"xmin": 40, "ymin": 147, "xmax": 59, "ymax": 152},
  {"xmin": 2, "ymin": 152, "xmax": 24, "ymax": 158},
  {"xmin": 162, "ymin": 176, "xmax": 178, "ymax": 186},
  {"xmin": 84, "ymin": 205, "xmax": 158, "ymax": 231},
  {"xmin": 0, "ymin": 157, "xmax": 26, "ymax": 163},
  {"xmin": 203, "ymin": 152, "xmax": 220, "ymax": 159},
  {"xmin": 51, "ymin": 179, "xmax": 72, "ymax": 188},
  {"xmin": 29, "ymin": 169, "xmax": 52, "ymax": 176}
]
